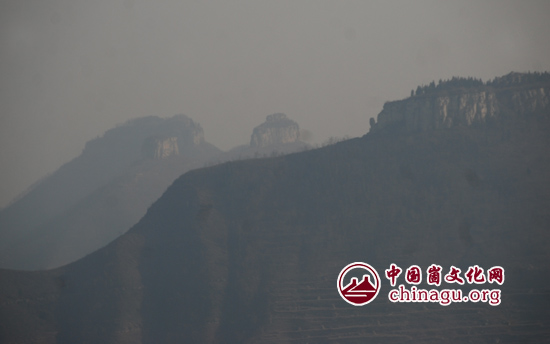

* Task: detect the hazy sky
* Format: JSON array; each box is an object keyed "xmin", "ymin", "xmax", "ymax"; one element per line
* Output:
[{"xmin": 1, "ymin": 0, "xmax": 549, "ymax": 207}]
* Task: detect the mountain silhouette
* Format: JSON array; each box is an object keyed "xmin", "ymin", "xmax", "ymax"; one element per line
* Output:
[{"xmin": 342, "ymin": 275, "xmax": 376, "ymax": 295}]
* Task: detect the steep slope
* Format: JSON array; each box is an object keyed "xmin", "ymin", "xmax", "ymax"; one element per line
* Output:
[
  {"xmin": 0, "ymin": 114, "xmax": 221, "ymax": 270},
  {"xmin": 1, "ymin": 107, "xmax": 549, "ymax": 343}
]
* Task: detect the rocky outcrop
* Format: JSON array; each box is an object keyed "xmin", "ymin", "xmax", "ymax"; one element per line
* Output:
[
  {"xmin": 83, "ymin": 114, "xmax": 205, "ymax": 158},
  {"xmin": 250, "ymin": 113, "xmax": 300, "ymax": 148},
  {"xmin": 505, "ymin": 86, "xmax": 549, "ymax": 116},
  {"xmin": 370, "ymin": 72, "xmax": 550, "ymax": 133},
  {"xmin": 214, "ymin": 113, "xmax": 308, "ymax": 164},
  {"xmin": 142, "ymin": 137, "xmax": 179, "ymax": 159}
]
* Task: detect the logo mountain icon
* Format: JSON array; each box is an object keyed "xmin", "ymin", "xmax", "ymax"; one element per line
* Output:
[
  {"xmin": 342, "ymin": 275, "xmax": 377, "ymax": 298},
  {"xmin": 337, "ymin": 262, "xmax": 381, "ymax": 306}
]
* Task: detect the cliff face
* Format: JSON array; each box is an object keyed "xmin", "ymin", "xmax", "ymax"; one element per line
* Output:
[
  {"xmin": 250, "ymin": 113, "xmax": 300, "ymax": 148},
  {"xmin": 83, "ymin": 114, "xmax": 205, "ymax": 159},
  {"xmin": 371, "ymin": 73, "xmax": 550, "ymax": 133},
  {"xmin": 142, "ymin": 137, "xmax": 180, "ymax": 159},
  {"xmin": 213, "ymin": 113, "xmax": 308, "ymax": 164}
]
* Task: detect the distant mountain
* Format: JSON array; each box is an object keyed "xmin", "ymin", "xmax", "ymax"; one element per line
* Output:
[
  {"xmin": 219, "ymin": 113, "xmax": 309, "ymax": 162},
  {"xmin": 0, "ymin": 112, "xmax": 310, "ymax": 271},
  {"xmin": 0, "ymin": 114, "xmax": 221, "ymax": 270},
  {"xmin": 250, "ymin": 113, "xmax": 300, "ymax": 148},
  {"xmin": 1, "ymin": 73, "xmax": 549, "ymax": 343},
  {"xmin": 0, "ymin": 113, "xmax": 306, "ymax": 270}
]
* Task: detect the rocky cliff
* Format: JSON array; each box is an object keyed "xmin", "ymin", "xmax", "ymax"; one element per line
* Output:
[
  {"xmin": 250, "ymin": 113, "xmax": 300, "ymax": 148},
  {"xmin": 218, "ymin": 113, "xmax": 308, "ymax": 163},
  {"xmin": 370, "ymin": 72, "xmax": 550, "ymax": 133},
  {"xmin": 83, "ymin": 114, "xmax": 205, "ymax": 159},
  {"xmin": 142, "ymin": 136, "xmax": 180, "ymax": 159}
]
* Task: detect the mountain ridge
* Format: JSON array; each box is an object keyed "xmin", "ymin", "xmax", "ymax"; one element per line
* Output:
[{"xmin": 370, "ymin": 72, "xmax": 550, "ymax": 134}]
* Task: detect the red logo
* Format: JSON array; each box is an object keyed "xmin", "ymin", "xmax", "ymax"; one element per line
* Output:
[{"xmin": 337, "ymin": 262, "xmax": 381, "ymax": 306}]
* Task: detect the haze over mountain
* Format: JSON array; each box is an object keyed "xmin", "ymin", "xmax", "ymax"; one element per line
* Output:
[
  {"xmin": 0, "ymin": 115, "xmax": 220, "ymax": 270},
  {"xmin": 2, "ymin": 1, "xmax": 550, "ymax": 209},
  {"xmin": 0, "ymin": 113, "xmax": 309, "ymax": 270},
  {"xmin": 1, "ymin": 73, "xmax": 549, "ymax": 343}
]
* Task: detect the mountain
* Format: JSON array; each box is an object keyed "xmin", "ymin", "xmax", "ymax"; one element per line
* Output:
[
  {"xmin": 250, "ymin": 113, "xmax": 301, "ymax": 148},
  {"xmin": 0, "ymin": 114, "xmax": 221, "ymax": 270},
  {"xmin": 220, "ymin": 113, "xmax": 309, "ymax": 161},
  {"xmin": 1, "ymin": 72, "xmax": 550, "ymax": 343}
]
